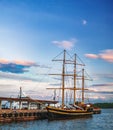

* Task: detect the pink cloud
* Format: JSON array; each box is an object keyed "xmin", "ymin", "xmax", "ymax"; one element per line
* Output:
[
  {"xmin": 85, "ymin": 49, "xmax": 113, "ymax": 63},
  {"xmin": 13, "ymin": 60, "xmax": 36, "ymax": 66},
  {"xmin": 0, "ymin": 59, "xmax": 9, "ymax": 64},
  {"xmin": 52, "ymin": 39, "xmax": 77, "ymax": 50},
  {"xmin": 0, "ymin": 59, "xmax": 36, "ymax": 66},
  {"xmin": 0, "ymin": 59, "xmax": 38, "ymax": 74},
  {"xmin": 85, "ymin": 54, "xmax": 98, "ymax": 59},
  {"xmin": 99, "ymin": 49, "xmax": 113, "ymax": 63}
]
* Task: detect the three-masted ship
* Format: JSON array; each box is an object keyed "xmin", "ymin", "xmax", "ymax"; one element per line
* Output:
[{"xmin": 46, "ymin": 50, "xmax": 93, "ymax": 120}]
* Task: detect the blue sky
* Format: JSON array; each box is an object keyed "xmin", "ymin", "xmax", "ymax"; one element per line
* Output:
[{"xmin": 0, "ymin": 0, "xmax": 113, "ymax": 103}]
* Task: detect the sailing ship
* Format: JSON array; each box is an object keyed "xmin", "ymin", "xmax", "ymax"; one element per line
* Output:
[{"xmin": 46, "ymin": 50, "xmax": 93, "ymax": 120}]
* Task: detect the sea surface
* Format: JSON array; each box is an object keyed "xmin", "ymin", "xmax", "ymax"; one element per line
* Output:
[{"xmin": 0, "ymin": 109, "xmax": 113, "ymax": 130}]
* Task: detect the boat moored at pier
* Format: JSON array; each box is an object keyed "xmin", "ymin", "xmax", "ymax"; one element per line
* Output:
[{"xmin": 46, "ymin": 50, "xmax": 93, "ymax": 120}]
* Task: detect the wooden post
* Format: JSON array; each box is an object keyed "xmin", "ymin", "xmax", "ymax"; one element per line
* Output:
[
  {"xmin": 10, "ymin": 101, "xmax": 13, "ymax": 110},
  {"xmin": 28, "ymin": 102, "xmax": 30, "ymax": 110},
  {"xmin": 19, "ymin": 101, "xmax": 22, "ymax": 109}
]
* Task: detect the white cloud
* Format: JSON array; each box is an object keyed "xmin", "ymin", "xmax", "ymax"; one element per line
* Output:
[
  {"xmin": 0, "ymin": 71, "xmax": 38, "ymax": 82},
  {"xmin": 52, "ymin": 39, "xmax": 77, "ymax": 50},
  {"xmin": 0, "ymin": 78, "xmax": 52, "ymax": 99}
]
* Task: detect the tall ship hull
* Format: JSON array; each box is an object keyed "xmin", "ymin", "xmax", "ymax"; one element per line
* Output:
[{"xmin": 47, "ymin": 106, "xmax": 93, "ymax": 120}]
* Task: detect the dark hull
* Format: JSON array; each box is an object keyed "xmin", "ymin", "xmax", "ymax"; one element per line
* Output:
[
  {"xmin": 93, "ymin": 108, "xmax": 101, "ymax": 114},
  {"xmin": 47, "ymin": 107, "xmax": 93, "ymax": 120}
]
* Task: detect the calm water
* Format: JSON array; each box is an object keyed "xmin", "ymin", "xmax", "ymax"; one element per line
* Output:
[{"xmin": 0, "ymin": 109, "xmax": 113, "ymax": 130}]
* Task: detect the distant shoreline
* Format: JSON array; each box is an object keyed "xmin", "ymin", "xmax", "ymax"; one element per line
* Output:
[{"xmin": 93, "ymin": 103, "xmax": 113, "ymax": 108}]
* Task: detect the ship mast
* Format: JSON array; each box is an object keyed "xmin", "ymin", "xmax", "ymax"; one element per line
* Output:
[
  {"xmin": 73, "ymin": 54, "xmax": 76, "ymax": 104},
  {"xmin": 49, "ymin": 50, "xmax": 66, "ymax": 108},
  {"xmin": 82, "ymin": 68, "xmax": 84, "ymax": 103},
  {"xmin": 47, "ymin": 50, "xmax": 91, "ymax": 106},
  {"xmin": 81, "ymin": 69, "xmax": 92, "ymax": 103},
  {"xmin": 62, "ymin": 49, "xmax": 66, "ymax": 108}
]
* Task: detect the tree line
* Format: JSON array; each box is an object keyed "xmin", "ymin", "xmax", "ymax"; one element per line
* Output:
[{"xmin": 93, "ymin": 103, "xmax": 113, "ymax": 108}]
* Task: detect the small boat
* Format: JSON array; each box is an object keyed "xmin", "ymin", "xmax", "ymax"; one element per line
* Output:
[
  {"xmin": 93, "ymin": 107, "xmax": 101, "ymax": 114},
  {"xmin": 46, "ymin": 50, "xmax": 93, "ymax": 120}
]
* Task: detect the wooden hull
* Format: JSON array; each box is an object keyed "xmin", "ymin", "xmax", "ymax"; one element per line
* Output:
[{"xmin": 46, "ymin": 106, "xmax": 93, "ymax": 120}]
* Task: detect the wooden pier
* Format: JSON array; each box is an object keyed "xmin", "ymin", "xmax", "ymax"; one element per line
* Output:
[
  {"xmin": 0, "ymin": 109, "xmax": 48, "ymax": 123},
  {"xmin": 0, "ymin": 96, "xmax": 57, "ymax": 123}
]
